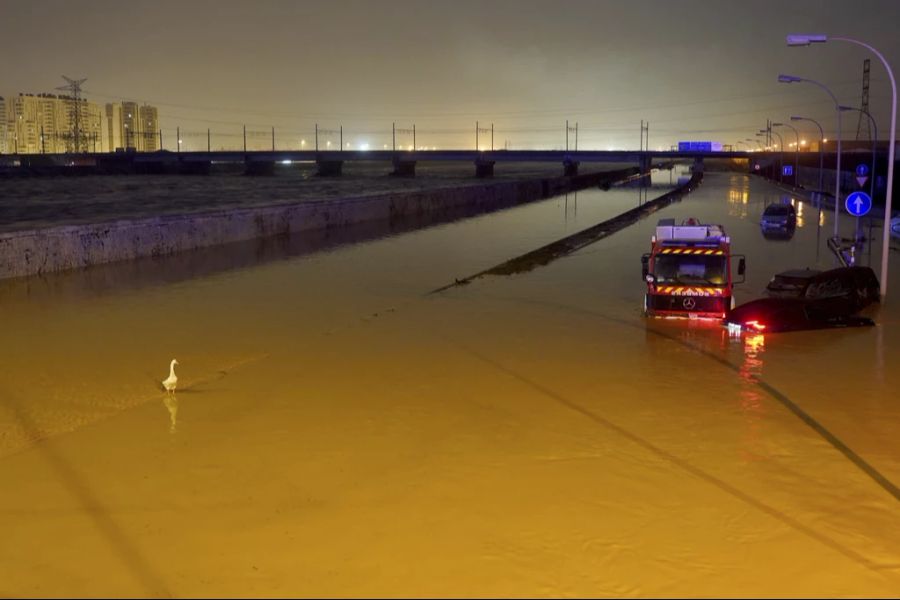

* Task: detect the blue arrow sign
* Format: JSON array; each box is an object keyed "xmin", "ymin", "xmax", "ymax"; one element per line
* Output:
[
  {"xmin": 856, "ymin": 163, "xmax": 870, "ymax": 177},
  {"xmin": 845, "ymin": 191, "xmax": 872, "ymax": 217}
]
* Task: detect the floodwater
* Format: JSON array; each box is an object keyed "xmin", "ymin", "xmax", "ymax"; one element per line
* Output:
[{"xmin": 1, "ymin": 171, "xmax": 899, "ymax": 597}]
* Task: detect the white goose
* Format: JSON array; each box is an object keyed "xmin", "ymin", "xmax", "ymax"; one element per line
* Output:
[{"xmin": 162, "ymin": 359, "xmax": 179, "ymax": 393}]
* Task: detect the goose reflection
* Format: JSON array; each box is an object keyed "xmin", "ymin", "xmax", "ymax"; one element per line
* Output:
[{"xmin": 163, "ymin": 394, "xmax": 178, "ymax": 434}]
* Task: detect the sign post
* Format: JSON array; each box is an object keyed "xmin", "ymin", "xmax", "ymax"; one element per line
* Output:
[{"xmin": 846, "ymin": 190, "xmax": 873, "ymax": 249}]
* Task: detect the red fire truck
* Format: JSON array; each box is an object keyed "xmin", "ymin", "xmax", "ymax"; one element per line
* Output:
[{"xmin": 641, "ymin": 218, "xmax": 746, "ymax": 319}]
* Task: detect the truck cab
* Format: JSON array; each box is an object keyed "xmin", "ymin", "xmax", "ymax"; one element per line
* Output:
[{"xmin": 641, "ymin": 218, "xmax": 745, "ymax": 319}]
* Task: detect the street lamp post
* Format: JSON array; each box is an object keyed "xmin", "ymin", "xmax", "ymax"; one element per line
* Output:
[
  {"xmin": 760, "ymin": 129, "xmax": 784, "ymax": 183},
  {"xmin": 755, "ymin": 132, "xmax": 771, "ymax": 167},
  {"xmin": 773, "ymin": 122, "xmax": 800, "ymax": 186},
  {"xmin": 787, "ymin": 34, "xmax": 895, "ymax": 298},
  {"xmin": 746, "ymin": 137, "xmax": 763, "ymax": 150},
  {"xmin": 778, "ymin": 74, "xmax": 843, "ymax": 238},
  {"xmin": 791, "ymin": 116, "xmax": 825, "ymax": 196}
]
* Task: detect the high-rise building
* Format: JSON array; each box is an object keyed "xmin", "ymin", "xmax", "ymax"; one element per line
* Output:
[
  {"xmin": 106, "ymin": 101, "xmax": 159, "ymax": 152},
  {"xmin": 139, "ymin": 104, "xmax": 159, "ymax": 151},
  {"xmin": 3, "ymin": 93, "xmax": 102, "ymax": 154}
]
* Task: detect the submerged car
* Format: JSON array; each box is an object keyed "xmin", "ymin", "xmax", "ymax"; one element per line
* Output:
[
  {"xmin": 760, "ymin": 203, "xmax": 797, "ymax": 233},
  {"xmin": 727, "ymin": 297, "xmax": 875, "ymax": 333},
  {"xmin": 761, "ymin": 221, "xmax": 796, "ymax": 241},
  {"xmin": 727, "ymin": 266, "xmax": 880, "ymax": 333}
]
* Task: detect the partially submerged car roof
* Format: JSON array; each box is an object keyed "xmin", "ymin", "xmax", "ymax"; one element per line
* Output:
[{"xmin": 773, "ymin": 268, "xmax": 822, "ymax": 280}]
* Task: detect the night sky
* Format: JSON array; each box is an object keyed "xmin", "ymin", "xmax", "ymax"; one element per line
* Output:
[{"xmin": 2, "ymin": 0, "xmax": 899, "ymax": 149}]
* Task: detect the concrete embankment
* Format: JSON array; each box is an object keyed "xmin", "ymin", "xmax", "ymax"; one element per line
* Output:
[{"xmin": 0, "ymin": 167, "xmax": 641, "ymax": 281}]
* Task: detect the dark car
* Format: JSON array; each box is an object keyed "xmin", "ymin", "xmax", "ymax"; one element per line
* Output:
[
  {"xmin": 767, "ymin": 266, "xmax": 880, "ymax": 311},
  {"xmin": 761, "ymin": 222, "xmax": 796, "ymax": 241},
  {"xmin": 760, "ymin": 203, "xmax": 797, "ymax": 231},
  {"xmin": 727, "ymin": 266, "xmax": 880, "ymax": 333},
  {"xmin": 727, "ymin": 297, "xmax": 875, "ymax": 333}
]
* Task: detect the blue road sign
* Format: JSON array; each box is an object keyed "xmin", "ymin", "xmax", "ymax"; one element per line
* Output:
[
  {"xmin": 856, "ymin": 163, "xmax": 870, "ymax": 177},
  {"xmin": 845, "ymin": 191, "xmax": 872, "ymax": 217},
  {"xmin": 782, "ymin": 165, "xmax": 793, "ymax": 176}
]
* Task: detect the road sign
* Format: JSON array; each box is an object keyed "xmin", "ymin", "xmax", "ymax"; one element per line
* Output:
[
  {"xmin": 856, "ymin": 163, "xmax": 870, "ymax": 188},
  {"xmin": 845, "ymin": 191, "xmax": 872, "ymax": 217},
  {"xmin": 782, "ymin": 165, "xmax": 793, "ymax": 176}
]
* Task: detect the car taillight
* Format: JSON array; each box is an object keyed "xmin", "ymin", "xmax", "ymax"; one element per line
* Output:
[{"xmin": 745, "ymin": 320, "xmax": 767, "ymax": 331}]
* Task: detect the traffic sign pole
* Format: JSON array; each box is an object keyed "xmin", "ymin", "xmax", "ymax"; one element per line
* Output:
[{"xmin": 845, "ymin": 191, "xmax": 872, "ymax": 260}]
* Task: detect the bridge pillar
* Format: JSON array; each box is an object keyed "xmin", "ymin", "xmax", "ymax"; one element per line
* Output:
[
  {"xmin": 563, "ymin": 160, "xmax": 579, "ymax": 177},
  {"xmin": 391, "ymin": 158, "xmax": 416, "ymax": 177},
  {"xmin": 315, "ymin": 159, "xmax": 344, "ymax": 177},
  {"xmin": 691, "ymin": 157, "xmax": 704, "ymax": 174},
  {"xmin": 475, "ymin": 160, "xmax": 495, "ymax": 178},
  {"xmin": 638, "ymin": 154, "xmax": 653, "ymax": 175},
  {"xmin": 245, "ymin": 160, "xmax": 275, "ymax": 176}
]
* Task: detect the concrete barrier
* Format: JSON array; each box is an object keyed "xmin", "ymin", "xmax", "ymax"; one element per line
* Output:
[{"xmin": 0, "ymin": 167, "xmax": 637, "ymax": 281}]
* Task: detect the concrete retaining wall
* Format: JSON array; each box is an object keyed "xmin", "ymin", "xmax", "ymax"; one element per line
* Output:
[{"xmin": 0, "ymin": 168, "xmax": 637, "ymax": 281}]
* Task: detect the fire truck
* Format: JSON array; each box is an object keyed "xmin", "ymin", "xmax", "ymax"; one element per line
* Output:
[{"xmin": 641, "ymin": 218, "xmax": 746, "ymax": 319}]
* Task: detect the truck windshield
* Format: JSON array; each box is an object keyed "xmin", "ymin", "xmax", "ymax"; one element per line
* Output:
[{"xmin": 654, "ymin": 254, "xmax": 727, "ymax": 286}]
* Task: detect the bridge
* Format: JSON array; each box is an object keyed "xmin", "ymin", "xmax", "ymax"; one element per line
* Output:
[{"xmin": 3, "ymin": 149, "xmax": 757, "ymax": 177}]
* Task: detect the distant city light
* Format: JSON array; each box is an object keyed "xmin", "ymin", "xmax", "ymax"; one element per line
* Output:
[
  {"xmin": 360, "ymin": 143, "xmax": 369, "ymax": 150},
  {"xmin": 281, "ymin": 159, "xmax": 291, "ymax": 164}
]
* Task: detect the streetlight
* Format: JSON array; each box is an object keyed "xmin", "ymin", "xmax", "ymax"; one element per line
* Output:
[
  {"xmin": 759, "ymin": 129, "xmax": 784, "ymax": 183},
  {"xmin": 791, "ymin": 115, "xmax": 826, "ymax": 196},
  {"xmin": 788, "ymin": 35, "xmax": 896, "ymax": 298},
  {"xmin": 779, "ymin": 73, "xmax": 843, "ymax": 238},
  {"xmin": 746, "ymin": 137, "xmax": 763, "ymax": 150},
  {"xmin": 773, "ymin": 122, "xmax": 800, "ymax": 186}
]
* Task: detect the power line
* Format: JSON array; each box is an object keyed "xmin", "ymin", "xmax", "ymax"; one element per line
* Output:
[
  {"xmin": 857, "ymin": 59, "xmax": 872, "ymax": 141},
  {"xmin": 56, "ymin": 75, "xmax": 88, "ymax": 152}
]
